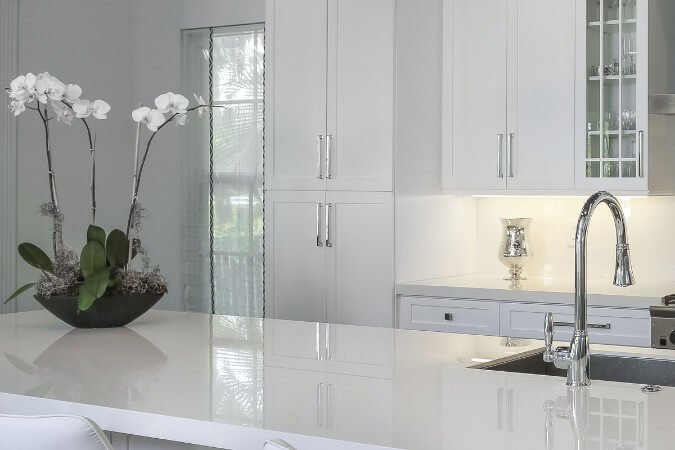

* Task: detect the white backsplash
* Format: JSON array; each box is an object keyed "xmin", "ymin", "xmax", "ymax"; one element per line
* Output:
[{"xmin": 476, "ymin": 196, "xmax": 675, "ymax": 282}]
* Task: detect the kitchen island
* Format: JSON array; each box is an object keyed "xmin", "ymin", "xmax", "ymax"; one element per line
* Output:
[{"xmin": 0, "ymin": 309, "xmax": 674, "ymax": 449}]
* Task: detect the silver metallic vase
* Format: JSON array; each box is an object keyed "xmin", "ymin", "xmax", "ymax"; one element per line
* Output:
[{"xmin": 499, "ymin": 218, "xmax": 533, "ymax": 281}]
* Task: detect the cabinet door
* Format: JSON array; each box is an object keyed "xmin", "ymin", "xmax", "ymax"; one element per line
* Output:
[
  {"xmin": 443, "ymin": 0, "xmax": 508, "ymax": 191},
  {"xmin": 325, "ymin": 374, "xmax": 394, "ymax": 447},
  {"xmin": 264, "ymin": 367, "xmax": 327, "ymax": 437},
  {"xmin": 325, "ymin": 192, "xmax": 394, "ymax": 327},
  {"xmin": 505, "ymin": 0, "xmax": 575, "ymax": 190},
  {"xmin": 574, "ymin": 0, "xmax": 648, "ymax": 192},
  {"xmin": 265, "ymin": 191, "xmax": 327, "ymax": 322},
  {"xmin": 265, "ymin": 0, "xmax": 328, "ymax": 190},
  {"xmin": 326, "ymin": 0, "xmax": 394, "ymax": 192}
]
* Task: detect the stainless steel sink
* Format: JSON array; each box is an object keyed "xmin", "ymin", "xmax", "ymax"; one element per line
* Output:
[{"xmin": 472, "ymin": 348, "xmax": 675, "ymax": 387}]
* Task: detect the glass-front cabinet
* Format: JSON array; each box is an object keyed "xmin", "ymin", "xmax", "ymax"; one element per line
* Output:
[{"xmin": 578, "ymin": 0, "xmax": 648, "ymax": 191}]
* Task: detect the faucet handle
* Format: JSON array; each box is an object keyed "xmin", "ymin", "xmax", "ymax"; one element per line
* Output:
[{"xmin": 543, "ymin": 312, "xmax": 554, "ymax": 362}]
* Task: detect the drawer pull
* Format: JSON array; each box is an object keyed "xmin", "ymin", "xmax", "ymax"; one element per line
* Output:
[
  {"xmin": 444, "ymin": 313, "xmax": 453, "ymax": 322},
  {"xmin": 554, "ymin": 321, "xmax": 611, "ymax": 330}
]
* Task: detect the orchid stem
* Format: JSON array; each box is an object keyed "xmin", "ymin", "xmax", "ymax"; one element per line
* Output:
[
  {"xmin": 127, "ymin": 115, "xmax": 142, "ymax": 270},
  {"xmin": 36, "ymin": 105, "xmax": 60, "ymax": 257}
]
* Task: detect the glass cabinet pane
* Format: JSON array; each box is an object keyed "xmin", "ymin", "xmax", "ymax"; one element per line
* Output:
[{"xmin": 585, "ymin": 0, "xmax": 639, "ymax": 180}]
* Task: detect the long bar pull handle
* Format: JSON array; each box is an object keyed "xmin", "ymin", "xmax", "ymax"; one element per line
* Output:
[
  {"xmin": 326, "ymin": 383, "xmax": 333, "ymax": 429},
  {"xmin": 497, "ymin": 133, "xmax": 504, "ymax": 178},
  {"xmin": 554, "ymin": 321, "xmax": 611, "ymax": 330},
  {"xmin": 316, "ymin": 383, "xmax": 324, "ymax": 427},
  {"xmin": 326, "ymin": 135, "xmax": 334, "ymax": 179},
  {"xmin": 317, "ymin": 135, "xmax": 325, "ymax": 179},
  {"xmin": 315, "ymin": 323, "xmax": 322, "ymax": 360},
  {"xmin": 325, "ymin": 203, "xmax": 333, "ymax": 248},
  {"xmin": 638, "ymin": 130, "xmax": 644, "ymax": 178},
  {"xmin": 316, "ymin": 203, "xmax": 324, "ymax": 247},
  {"xmin": 507, "ymin": 133, "xmax": 514, "ymax": 178}
]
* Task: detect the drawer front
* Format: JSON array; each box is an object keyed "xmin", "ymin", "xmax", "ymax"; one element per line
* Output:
[
  {"xmin": 500, "ymin": 302, "xmax": 650, "ymax": 347},
  {"xmin": 398, "ymin": 296, "xmax": 500, "ymax": 336}
]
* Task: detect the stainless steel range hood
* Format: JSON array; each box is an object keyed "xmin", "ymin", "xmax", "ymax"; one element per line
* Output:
[{"xmin": 649, "ymin": 94, "xmax": 675, "ymax": 115}]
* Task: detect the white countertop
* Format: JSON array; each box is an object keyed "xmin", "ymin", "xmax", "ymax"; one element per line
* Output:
[
  {"xmin": 397, "ymin": 273, "xmax": 675, "ymax": 308},
  {"xmin": 1, "ymin": 310, "xmax": 675, "ymax": 449}
]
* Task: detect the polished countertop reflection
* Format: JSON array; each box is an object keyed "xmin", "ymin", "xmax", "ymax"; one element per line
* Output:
[{"xmin": 1, "ymin": 310, "xmax": 675, "ymax": 449}]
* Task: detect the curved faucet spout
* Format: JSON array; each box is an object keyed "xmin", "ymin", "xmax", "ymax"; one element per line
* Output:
[
  {"xmin": 575, "ymin": 191, "xmax": 635, "ymax": 331},
  {"xmin": 544, "ymin": 191, "xmax": 635, "ymax": 387}
]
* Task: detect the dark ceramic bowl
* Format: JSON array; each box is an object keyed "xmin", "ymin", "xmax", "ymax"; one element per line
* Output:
[{"xmin": 35, "ymin": 292, "xmax": 164, "ymax": 328}]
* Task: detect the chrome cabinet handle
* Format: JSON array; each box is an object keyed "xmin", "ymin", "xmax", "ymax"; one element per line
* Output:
[
  {"xmin": 554, "ymin": 321, "xmax": 611, "ymax": 330},
  {"xmin": 317, "ymin": 382, "xmax": 324, "ymax": 427},
  {"xmin": 326, "ymin": 135, "xmax": 334, "ymax": 179},
  {"xmin": 638, "ymin": 130, "xmax": 644, "ymax": 178},
  {"xmin": 497, "ymin": 133, "xmax": 504, "ymax": 178},
  {"xmin": 506, "ymin": 388, "xmax": 514, "ymax": 432},
  {"xmin": 317, "ymin": 135, "xmax": 325, "ymax": 179},
  {"xmin": 316, "ymin": 203, "xmax": 324, "ymax": 247},
  {"xmin": 506, "ymin": 133, "xmax": 514, "ymax": 178},
  {"xmin": 325, "ymin": 203, "xmax": 333, "ymax": 248},
  {"xmin": 326, "ymin": 383, "xmax": 333, "ymax": 429}
]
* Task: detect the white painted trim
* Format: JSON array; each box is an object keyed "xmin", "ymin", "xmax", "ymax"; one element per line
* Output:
[{"xmin": 0, "ymin": 0, "xmax": 18, "ymax": 313}]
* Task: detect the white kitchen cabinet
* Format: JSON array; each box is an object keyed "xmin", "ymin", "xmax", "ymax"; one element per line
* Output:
[
  {"xmin": 266, "ymin": 0, "xmax": 394, "ymax": 192},
  {"xmin": 326, "ymin": 192, "xmax": 394, "ymax": 327},
  {"xmin": 443, "ymin": 0, "xmax": 576, "ymax": 192},
  {"xmin": 500, "ymin": 301, "xmax": 650, "ymax": 347},
  {"xmin": 266, "ymin": 192, "xmax": 394, "ymax": 327},
  {"xmin": 505, "ymin": 0, "xmax": 576, "ymax": 190},
  {"xmin": 264, "ymin": 191, "xmax": 327, "ymax": 323},
  {"xmin": 574, "ymin": 0, "xmax": 675, "ymax": 194},
  {"xmin": 398, "ymin": 296, "xmax": 501, "ymax": 336},
  {"xmin": 326, "ymin": 0, "xmax": 394, "ymax": 192},
  {"xmin": 265, "ymin": 0, "xmax": 328, "ymax": 191},
  {"xmin": 442, "ymin": 0, "xmax": 507, "ymax": 191}
]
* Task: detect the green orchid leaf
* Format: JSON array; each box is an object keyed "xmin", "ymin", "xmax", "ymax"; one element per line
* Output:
[
  {"xmin": 18, "ymin": 243, "xmax": 53, "ymax": 273},
  {"xmin": 4, "ymin": 283, "xmax": 35, "ymax": 304},
  {"xmin": 80, "ymin": 241, "xmax": 106, "ymax": 278},
  {"xmin": 78, "ymin": 269, "xmax": 109, "ymax": 311},
  {"xmin": 106, "ymin": 229, "xmax": 129, "ymax": 268},
  {"xmin": 87, "ymin": 225, "xmax": 106, "ymax": 248}
]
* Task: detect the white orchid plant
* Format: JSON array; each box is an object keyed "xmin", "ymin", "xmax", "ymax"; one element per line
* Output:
[{"xmin": 5, "ymin": 72, "xmax": 220, "ymax": 311}]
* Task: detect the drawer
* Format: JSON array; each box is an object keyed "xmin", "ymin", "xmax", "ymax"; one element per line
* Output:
[
  {"xmin": 398, "ymin": 296, "xmax": 500, "ymax": 336},
  {"xmin": 500, "ymin": 302, "xmax": 650, "ymax": 347}
]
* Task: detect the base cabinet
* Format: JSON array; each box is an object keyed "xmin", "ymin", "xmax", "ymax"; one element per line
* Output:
[
  {"xmin": 398, "ymin": 295, "xmax": 651, "ymax": 347},
  {"xmin": 266, "ymin": 192, "xmax": 394, "ymax": 327}
]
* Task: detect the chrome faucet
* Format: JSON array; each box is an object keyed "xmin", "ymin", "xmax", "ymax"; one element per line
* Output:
[{"xmin": 543, "ymin": 191, "xmax": 635, "ymax": 387}]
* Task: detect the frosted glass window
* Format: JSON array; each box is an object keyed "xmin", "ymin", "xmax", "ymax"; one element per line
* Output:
[{"xmin": 182, "ymin": 24, "xmax": 264, "ymax": 316}]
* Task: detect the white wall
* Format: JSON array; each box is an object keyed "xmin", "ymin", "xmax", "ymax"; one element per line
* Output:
[
  {"xmin": 15, "ymin": 0, "xmax": 135, "ymax": 311},
  {"xmin": 12, "ymin": 0, "xmax": 264, "ymax": 311},
  {"xmin": 394, "ymin": 0, "xmax": 477, "ymax": 283},
  {"xmin": 475, "ymin": 196, "xmax": 675, "ymax": 282}
]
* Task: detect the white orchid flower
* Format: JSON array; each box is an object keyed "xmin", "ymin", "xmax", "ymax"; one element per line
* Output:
[
  {"xmin": 9, "ymin": 100, "xmax": 26, "ymax": 117},
  {"xmin": 35, "ymin": 72, "xmax": 65, "ymax": 103},
  {"xmin": 193, "ymin": 93, "xmax": 209, "ymax": 117},
  {"xmin": 49, "ymin": 100, "xmax": 75, "ymax": 125},
  {"xmin": 8, "ymin": 73, "xmax": 37, "ymax": 103},
  {"xmin": 64, "ymin": 84, "xmax": 82, "ymax": 103},
  {"xmin": 175, "ymin": 113, "xmax": 188, "ymax": 126},
  {"xmin": 132, "ymin": 106, "xmax": 165, "ymax": 132},
  {"xmin": 73, "ymin": 99, "xmax": 111, "ymax": 119},
  {"xmin": 154, "ymin": 92, "xmax": 188, "ymax": 115}
]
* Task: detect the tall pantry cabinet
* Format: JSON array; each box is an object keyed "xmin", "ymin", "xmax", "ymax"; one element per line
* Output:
[{"xmin": 264, "ymin": 0, "xmax": 396, "ymax": 327}]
